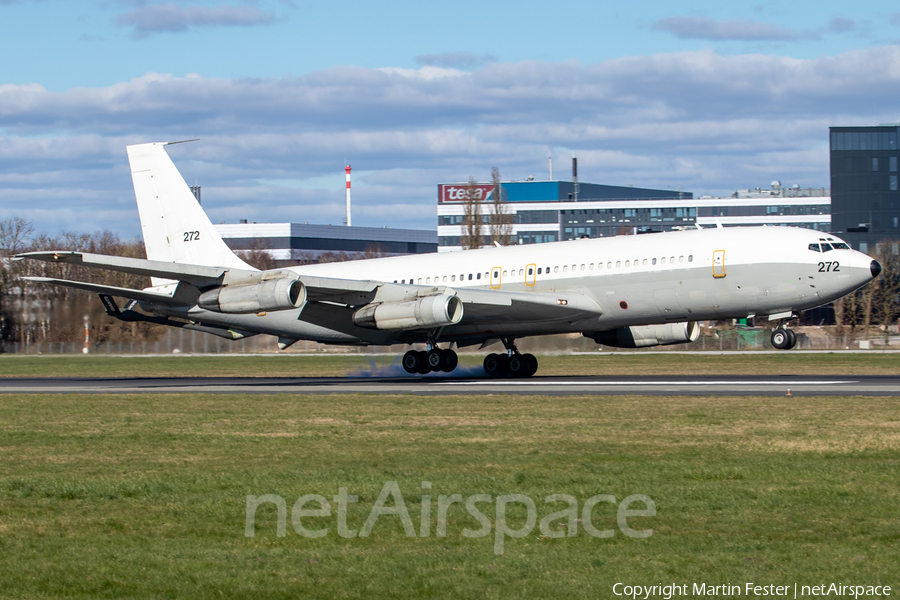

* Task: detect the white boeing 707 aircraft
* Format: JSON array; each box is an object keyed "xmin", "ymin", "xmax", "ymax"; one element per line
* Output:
[{"xmin": 16, "ymin": 142, "xmax": 882, "ymax": 377}]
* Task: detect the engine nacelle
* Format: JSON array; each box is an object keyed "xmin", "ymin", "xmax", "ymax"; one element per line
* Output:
[
  {"xmin": 352, "ymin": 295, "xmax": 464, "ymax": 330},
  {"xmin": 198, "ymin": 278, "xmax": 306, "ymax": 314},
  {"xmin": 589, "ymin": 321, "xmax": 700, "ymax": 348}
]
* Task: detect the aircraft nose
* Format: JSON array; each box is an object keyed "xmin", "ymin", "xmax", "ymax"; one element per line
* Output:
[{"xmin": 871, "ymin": 260, "xmax": 882, "ymax": 279}]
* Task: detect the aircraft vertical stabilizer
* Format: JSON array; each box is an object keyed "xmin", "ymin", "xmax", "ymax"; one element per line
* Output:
[{"xmin": 126, "ymin": 142, "xmax": 254, "ymax": 286}]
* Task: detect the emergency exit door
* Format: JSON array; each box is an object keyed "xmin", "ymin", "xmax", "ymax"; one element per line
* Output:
[{"xmin": 712, "ymin": 250, "xmax": 726, "ymax": 278}]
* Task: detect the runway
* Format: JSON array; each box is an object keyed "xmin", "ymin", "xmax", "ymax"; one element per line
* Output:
[{"xmin": 2, "ymin": 374, "xmax": 900, "ymax": 396}]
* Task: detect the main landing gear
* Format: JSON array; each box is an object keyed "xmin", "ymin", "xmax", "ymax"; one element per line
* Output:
[
  {"xmin": 401, "ymin": 338, "xmax": 539, "ymax": 378},
  {"xmin": 402, "ymin": 347, "xmax": 458, "ymax": 375},
  {"xmin": 770, "ymin": 327, "xmax": 797, "ymax": 350}
]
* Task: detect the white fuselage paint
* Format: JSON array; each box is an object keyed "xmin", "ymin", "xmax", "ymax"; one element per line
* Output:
[{"xmin": 166, "ymin": 225, "xmax": 875, "ymax": 347}]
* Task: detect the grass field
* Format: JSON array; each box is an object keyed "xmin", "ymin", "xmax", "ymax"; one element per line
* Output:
[
  {"xmin": 0, "ymin": 390, "xmax": 898, "ymax": 598},
  {"xmin": 1, "ymin": 351, "xmax": 900, "ymax": 378}
]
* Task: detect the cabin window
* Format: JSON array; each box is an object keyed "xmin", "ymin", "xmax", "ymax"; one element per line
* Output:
[
  {"xmin": 476, "ymin": 273, "xmax": 481, "ymax": 280},
  {"xmin": 652, "ymin": 258, "xmax": 657, "ymax": 265},
  {"xmin": 808, "ymin": 243, "xmax": 821, "ymax": 252},
  {"xmin": 502, "ymin": 270, "xmax": 508, "ymax": 277},
  {"xmin": 625, "ymin": 260, "xmax": 630, "ymax": 267},
  {"xmin": 528, "ymin": 267, "xmax": 533, "ymax": 275},
  {"xmin": 589, "ymin": 263, "xmax": 594, "ymax": 270},
  {"xmin": 580, "ymin": 264, "xmax": 585, "ymax": 271},
  {"xmin": 642, "ymin": 259, "xmax": 648, "ymax": 266},
  {"xmin": 494, "ymin": 271, "xmax": 500, "ymax": 279},
  {"xmin": 537, "ymin": 267, "xmax": 542, "ymax": 274},
  {"xmin": 679, "ymin": 256, "xmax": 684, "ymax": 263},
  {"xmin": 443, "ymin": 276, "xmax": 448, "ymax": 283},
  {"xmin": 451, "ymin": 275, "xmax": 456, "ymax": 282},
  {"xmin": 661, "ymin": 257, "xmax": 666, "ymax": 265},
  {"xmin": 417, "ymin": 278, "xmax": 423, "ymax": 284},
  {"xmin": 688, "ymin": 255, "xmax": 693, "ymax": 262},
  {"xmin": 469, "ymin": 274, "xmax": 473, "ymax": 280},
  {"xmin": 634, "ymin": 258, "xmax": 638, "ymax": 266},
  {"xmin": 563, "ymin": 265, "xmax": 568, "ymax": 272},
  {"xmin": 670, "ymin": 256, "xmax": 675, "ymax": 263},
  {"xmin": 554, "ymin": 266, "xmax": 559, "ymax": 273},
  {"xmin": 426, "ymin": 277, "xmax": 431, "ymax": 283},
  {"xmin": 616, "ymin": 261, "xmax": 621, "ymax": 268},
  {"xmin": 607, "ymin": 262, "xmax": 612, "ymax": 269},
  {"xmin": 519, "ymin": 269, "xmax": 524, "ymax": 276},
  {"xmin": 571, "ymin": 264, "xmax": 576, "ymax": 271}
]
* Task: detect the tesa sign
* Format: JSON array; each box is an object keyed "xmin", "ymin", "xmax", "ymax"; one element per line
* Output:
[{"xmin": 439, "ymin": 183, "xmax": 496, "ymax": 204}]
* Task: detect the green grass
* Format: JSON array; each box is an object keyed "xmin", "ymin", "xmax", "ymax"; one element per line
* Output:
[
  {"xmin": 1, "ymin": 351, "xmax": 899, "ymax": 378},
  {"xmin": 0, "ymin": 392, "xmax": 898, "ymax": 598}
]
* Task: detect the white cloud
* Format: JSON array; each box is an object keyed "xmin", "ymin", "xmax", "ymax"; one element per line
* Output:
[{"xmin": 2, "ymin": 48, "xmax": 900, "ymax": 235}]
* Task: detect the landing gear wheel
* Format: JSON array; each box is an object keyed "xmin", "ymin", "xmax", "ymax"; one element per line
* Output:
[
  {"xmin": 416, "ymin": 350, "xmax": 432, "ymax": 374},
  {"xmin": 426, "ymin": 348, "xmax": 444, "ymax": 371},
  {"xmin": 771, "ymin": 328, "xmax": 790, "ymax": 350},
  {"xmin": 441, "ymin": 349, "xmax": 458, "ymax": 373},
  {"xmin": 522, "ymin": 353, "xmax": 538, "ymax": 377},
  {"xmin": 483, "ymin": 353, "xmax": 508, "ymax": 377},
  {"xmin": 786, "ymin": 329, "xmax": 797, "ymax": 350},
  {"xmin": 507, "ymin": 354, "xmax": 528, "ymax": 377},
  {"xmin": 402, "ymin": 350, "xmax": 423, "ymax": 374}
]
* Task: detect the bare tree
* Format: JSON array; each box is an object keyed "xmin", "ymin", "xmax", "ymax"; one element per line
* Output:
[
  {"xmin": 461, "ymin": 176, "xmax": 483, "ymax": 250},
  {"xmin": 488, "ymin": 167, "xmax": 512, "ymax": 246},
  {"xmin": 873, "ymin": 240, "xmax": 900, "ymax": 343}
]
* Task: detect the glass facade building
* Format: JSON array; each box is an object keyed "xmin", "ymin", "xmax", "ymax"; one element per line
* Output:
[{"xmin": 830, "ymin": 125, "xmax": 900, "ymax": 252}]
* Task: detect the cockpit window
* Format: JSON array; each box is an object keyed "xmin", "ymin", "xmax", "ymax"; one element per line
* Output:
[
  {"xmin": 832, "ymin": 242, "xmax": 850, "ymax": 250},
  {"xmin": 820, "ymin": 243, "xmax": 833, "ymax": 252},
  {"xmin": 808, "ymin": 243, "xmax": 821, "ymax": 252}
]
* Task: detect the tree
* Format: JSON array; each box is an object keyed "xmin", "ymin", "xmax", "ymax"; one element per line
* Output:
[
  {"xmin": 488, "ymin": 167, "xmax": 512, "ymax": 246},
  {"xmin": 461, "ymin": 176, "xmax": 483, "ymax": 250},
  {"xmin": 873, "ymin": 240, "xmax": 900, "ymax": 343}
]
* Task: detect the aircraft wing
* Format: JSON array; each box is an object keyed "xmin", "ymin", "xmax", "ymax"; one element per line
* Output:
[{"xmin": 454, "ymin": 287, "xmax": 603, "ymax": 323}]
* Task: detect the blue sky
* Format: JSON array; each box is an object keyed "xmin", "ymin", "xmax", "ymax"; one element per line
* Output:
[{"xmin": 2, "ymin": 0, "xmax": 900, "ymax": 237}]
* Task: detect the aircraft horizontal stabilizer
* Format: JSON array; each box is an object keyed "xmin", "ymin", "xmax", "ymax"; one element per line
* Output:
[
  {"xmin": 14, "ymin": 251, "xmax": 234, "ymax": 288},
  {"xmin": 21, "ymin": 277, "xmax": 189, "ymax": 306}
]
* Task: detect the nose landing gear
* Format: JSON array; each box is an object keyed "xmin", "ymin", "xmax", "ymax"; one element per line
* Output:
[{"xmin": 771, "ymin": 327, "xmax": 797, "ymax": 350}]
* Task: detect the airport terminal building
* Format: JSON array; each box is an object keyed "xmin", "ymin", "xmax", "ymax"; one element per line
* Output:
[{"xmin": 437, "ymin": 180, "xmax": 830, "ymax": 251}]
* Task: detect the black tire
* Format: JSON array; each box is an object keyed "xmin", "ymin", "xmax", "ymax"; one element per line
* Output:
[
  {"xmin": 771, "ymin": 328, "xmax": 790, "ymax": 349},
  {"xmin": 416, "ymin": 350, "xmax": 432, "ymax": 374},
  {"xmin": 786, "ymin": 329, "xmax": 797, "ymax": 350},
  {"xmin": 508, "ymin": 354, "xmax": 528, "ymax": 377},
  {"xmin": 402, "ymin": 350, "xmax": 421, "ymax": 374},
  {"xmin": 441, "ymin": 349, "xmax": 458, "ymax": 373},
  {"xmin": 426, "ymin": 349, "xmax": 444, "ymax": 370},
  {"xmin": 483, "ymin": 353, "xmax": 505, "ymax": 377},
  {"xmin": 523, "ymin": 353, "xmax": 538, "ymax": 377}
]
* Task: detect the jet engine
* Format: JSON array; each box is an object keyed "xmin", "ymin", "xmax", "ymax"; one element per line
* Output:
[
  {"xmin": 198, "ymin": 277, "xmax": 306, "ymax": 314},
  {"xmin": 588, "ymin": 321, "xmax": 700, "ymax": 348},
  {"xmin": 352, "ymin": 294, "xmax": 464, "ymax": 330}
]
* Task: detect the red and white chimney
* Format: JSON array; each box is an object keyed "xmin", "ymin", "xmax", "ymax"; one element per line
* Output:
[{"xmin": 345, "ymin": 165, "xmax": 352, "ymax": 227}]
